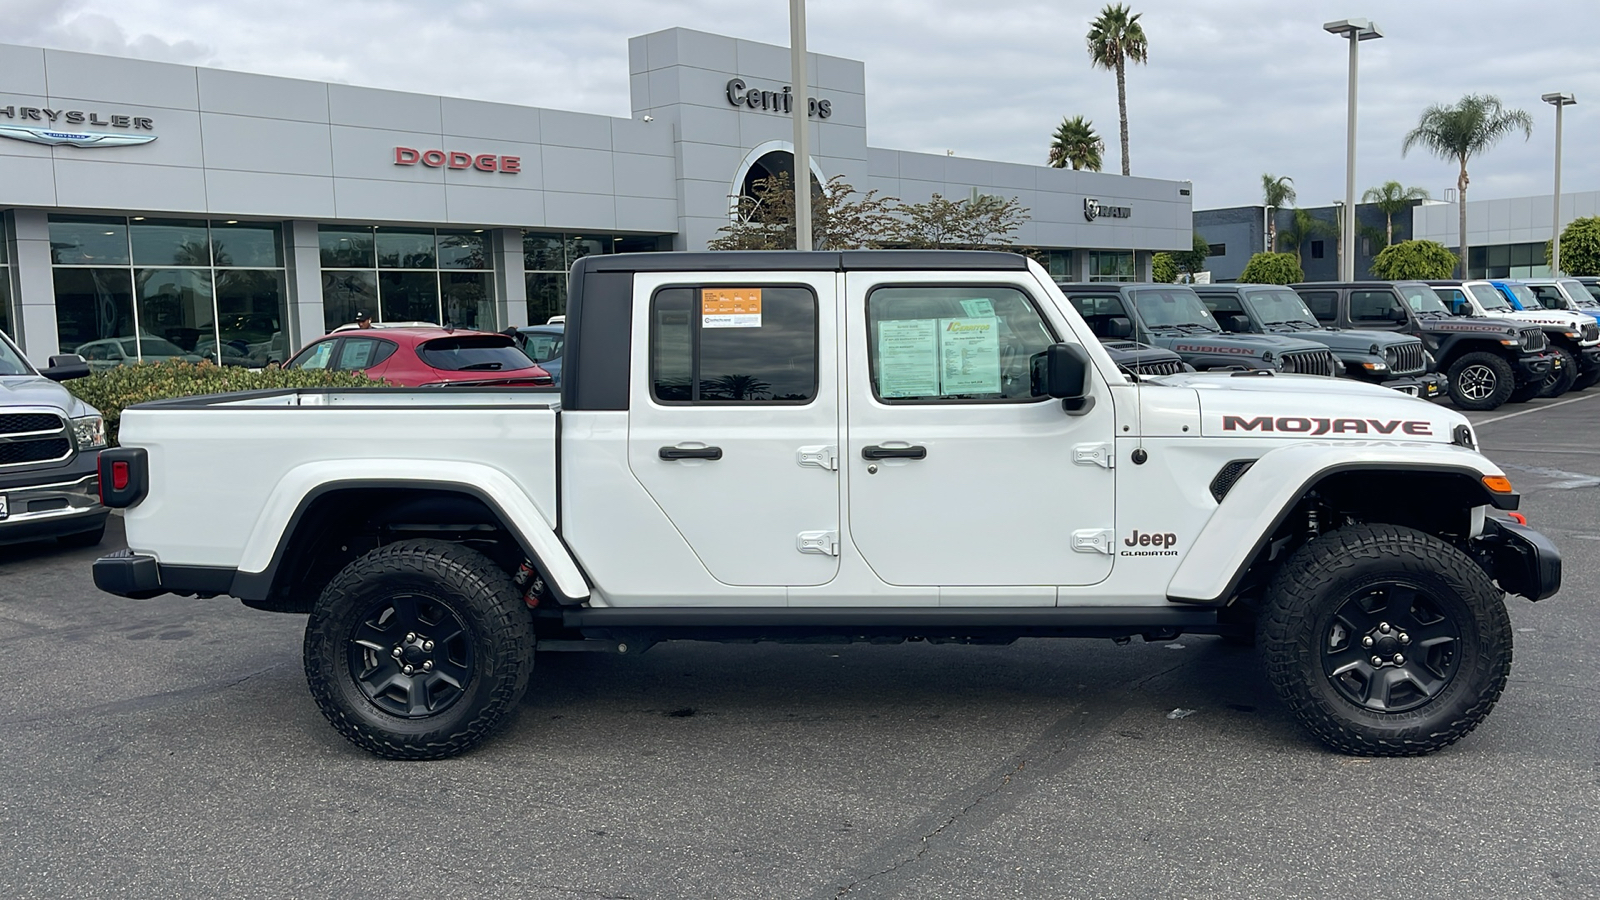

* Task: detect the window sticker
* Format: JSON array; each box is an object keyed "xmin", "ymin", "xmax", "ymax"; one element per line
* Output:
[
  {"xmin": 701, "ymin": 287, "xmax": 763, "ymax": 328},
  {"xmin": 938, "ymin": 318, "xmax": 1002, "ymax": 394},
  {"xmin": 876, "ymin": 319, "xmax": 940, "ymax": 398},
  {"xmin": 959, "ymin": 297, "xmax": 996, "ymax": 317}
]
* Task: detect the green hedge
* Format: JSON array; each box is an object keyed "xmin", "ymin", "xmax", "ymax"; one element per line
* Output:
[{"xmin": 65, "ymin": 360, "xmax": 384, "ymax": 446}]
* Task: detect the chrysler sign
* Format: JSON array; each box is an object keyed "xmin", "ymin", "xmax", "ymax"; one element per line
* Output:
[{"xmin": 0, "ymin": 105, "xmax": 157, "ymax": 148}]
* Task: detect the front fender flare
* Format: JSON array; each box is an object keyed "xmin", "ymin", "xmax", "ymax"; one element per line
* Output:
[
  {"xmin": 236, "ymin": 459, "xmax": 590, "ymax": 601},
  {"xmin": 1165, "ymin": 442, "xmax": 1513, "ymax": 605}
]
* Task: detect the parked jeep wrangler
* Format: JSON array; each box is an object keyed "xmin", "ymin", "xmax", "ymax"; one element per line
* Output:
[
  {"xmin": 1057, "ymin": 282, "xmax": 1339, "ymax": 376},
  {"xmin": 1429, "ymin": 280, "xmax": 1600, "ymax": 395},
  {"xmin": 1293, "ymin": 281, "xmax": 1555, "ymax": 411},
  {"xmin": 95, "ymin": 251, "xmax": 1561, "ymax": 761},
  {"xmin": 1101, "ymin": 339, "xmax": 1191, "ymax": 378},
  {"xmin": 1193, "ymin": 283, "xmax": 1444, "ymax": 399}
]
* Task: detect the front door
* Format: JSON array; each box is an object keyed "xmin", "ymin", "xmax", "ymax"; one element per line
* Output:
[
  {"xmin": 626, "ymin": 274, "xmax": 840, "ymax": 587},
  {"xmin": 843, "ymin": 273, "xmax": 1116, "ymax": 588}
]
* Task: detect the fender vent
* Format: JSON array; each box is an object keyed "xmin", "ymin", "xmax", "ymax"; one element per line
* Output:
[{"xmin": 1210, "ymin": 460, "xmax": 1257, "ymax": 502}]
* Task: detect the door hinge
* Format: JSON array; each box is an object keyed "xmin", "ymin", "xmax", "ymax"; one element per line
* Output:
[
  {"xmin": 1073, "ymin": 443, "xmax": 1115, "ymax": 469},
  {"xmin": 796, "ymin": 530, "xmax": 840, "ymax": 556},
  {"xmin": 796, "ymin": 445, "xmax": 839, "ymax": 471},
  {"xmin": 1071, "ymin": 528, "xmax": 1115, "ymax": 555}
]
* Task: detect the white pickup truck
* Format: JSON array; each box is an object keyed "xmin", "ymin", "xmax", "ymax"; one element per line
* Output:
[{"xmin": 93, "ymin": 251, "xmax": 1561, "ymax": 760}]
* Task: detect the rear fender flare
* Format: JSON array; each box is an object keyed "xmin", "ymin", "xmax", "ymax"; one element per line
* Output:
[
  {"xmin": 1166, "ymin": 443, "xmax": 1514, "ymax": 605},
  {"xmin": 237, "ymin": 460, "xmax": 589, "ymax": 601}
]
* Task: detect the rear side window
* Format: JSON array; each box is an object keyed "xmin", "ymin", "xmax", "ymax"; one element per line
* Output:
[
  {"xmin": 1529, "ymin": 285, "xmax": 1565, "ymax": 309},
  {"xmin": 1350, "ymin": 290, "xmax": 1405, "ymax": 323},
  {"xmin": 1299, "ymin": 291, "xmax": 1338, "ymax": 322},
  {"xmin": 335, "ymin": 337, "xmax": 396, "ymax": 371},
  {"xmin": 519, "ymin": 332, "xmax": 563, "ymax": 363},
  {"xmin": 866, "ymin": 285, "xmax": 1055, "ymax": 402},
  {"xmin": 417, "ymin": 336, "xmax": 536, "ymax": 372},
  {"xmin": 1197, "ymin": 292, "xmax": 1244, "ymax": 314},
  {"xmin": 649, "ymin": 286, "xmax": 817, "ymax": 404}
]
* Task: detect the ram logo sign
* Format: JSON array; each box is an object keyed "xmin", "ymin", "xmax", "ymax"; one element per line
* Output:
[{"xmin": 1222, "ymin": 415, "xmax": 1433, "ymax": 436}]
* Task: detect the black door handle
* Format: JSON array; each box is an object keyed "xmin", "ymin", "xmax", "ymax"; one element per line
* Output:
[
  {"xmin": 659, "ymin": 446, "xmax": 723, "ymax": 461},
  {"xmin": 862, "ymin": 445, "xmax": 927, "ymax": 460}
]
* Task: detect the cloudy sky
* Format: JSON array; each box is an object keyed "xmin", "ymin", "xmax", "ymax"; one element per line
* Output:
[{"xmin": 10, "ymin": 0, "xmax": 1598, "ymax": 210}]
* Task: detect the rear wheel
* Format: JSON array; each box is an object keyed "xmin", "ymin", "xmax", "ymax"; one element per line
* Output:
[
  {"xmin": 1258, "ymin": 524, "xmax": 1511, "ymax": 756},
  {"xmin": 304, "ymin": 539, "xmax": 535, "ymax": 760},
  {"xmin": 1537, "ymin": 345, "xmax": 1577, "ymax": 398},
  {"xmin": 1445, "ymin": 352, "xmax": 1514, "ymax": 410}
]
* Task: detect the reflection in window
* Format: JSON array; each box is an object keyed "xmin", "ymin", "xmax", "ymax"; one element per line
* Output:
[
  {"xmin": 319, "ymin": 225, "xmax": 495, "ymax": 331},
  {"xmin": 867, "ymin": 286, "xmax": 1055, "ymax": 402},
  {"xmin": 649, "ymin": 286, "xmax": 817, "ymax": 404},
  {"xmin": 523, "ymin": 231, "xmax": 667, "ymax": 325},
  {"xmin": 1088, "ymin": 250, "xmax": 1134, "ymax": 283}
]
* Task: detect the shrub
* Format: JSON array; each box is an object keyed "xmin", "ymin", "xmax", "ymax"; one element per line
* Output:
[
  {"xmin": 66, "ymin": 360, "xmax": 384, "ymax": 446},
  {"xmin": 1239, "ymin": 252, "xmax": 1305, "ymax": 285},
  {"xmin": 1150, "ymin": 252, "xmax": 1178, "ymax": 284},
  {"xmin": 1369, "ymin": 240, "xmax": 1458, "ymax": 280},
  {"xmin": 1548, "ymin": 216, "xmax": 1600, "ymax": 276}
]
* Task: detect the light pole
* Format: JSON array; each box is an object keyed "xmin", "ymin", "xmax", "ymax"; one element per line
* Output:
[
  {"xmin": 1333, "ymin": 200, "xmax": 1345, "ymax": 276},
  {"xmin": 789, "ymin": 0, "xmax": 812, "ymax": 251},
  {"xmin": 1542, "ymin": 92, "xmax": 1576, "ymax": 275},
  {"xmin": 1324, "ymin": 18, "xmax": 1383, "ymax": 281}
]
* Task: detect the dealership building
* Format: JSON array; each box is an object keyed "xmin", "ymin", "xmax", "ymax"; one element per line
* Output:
[{"xmin": 0, "ymin": 27, "xmax": 1192, "ymax": 366}]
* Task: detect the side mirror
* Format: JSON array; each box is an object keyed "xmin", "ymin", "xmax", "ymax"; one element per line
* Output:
[
  {"xmin": 1226, "ymin": 314, "xmax": 1251, "ymax": 333},
  {"xmin": 1106, "ymin": 316, "xmax": 1133, "ymax": 339},
  {"xmin": 1392, "ymin": 307, "xmax": 1409, "ymax": 322},
  {"xmin": 1031, "ymin": 343, "xmax": 1094, "ymax": 415},
  {"xmin": 42, "ymin": 353, "xmax": 90, "ymax": 382}
]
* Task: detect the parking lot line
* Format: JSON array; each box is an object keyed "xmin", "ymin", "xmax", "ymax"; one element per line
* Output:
[{"xmin": 1472, "ymin": 392, "xmax": 1598, "ymax": 428}]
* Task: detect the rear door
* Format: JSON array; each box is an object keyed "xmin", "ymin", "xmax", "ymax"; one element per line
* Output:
[{"xmin": 625, "ymin": 274, "xmax": 840, "ymax": 587}]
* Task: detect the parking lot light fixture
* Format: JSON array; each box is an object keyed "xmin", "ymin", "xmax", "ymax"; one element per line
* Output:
[
  {"xmin": 1325, "ymin": 18, "xmax": 1384, "ymax": 281},
  {"xmin": 1542, "ymin": 92, "xmax": 1576, "ymax": 275}
]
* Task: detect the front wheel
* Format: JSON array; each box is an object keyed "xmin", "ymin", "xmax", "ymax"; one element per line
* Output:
[
  {"xmin": 1445, "ymin": 352, "xmax": 1514, "ymax": 411},
  {"xmin": 1537, "ymin": 345, "xmax": 1577, "ymax": 398},
  {"xmin": 1258, "ymin": 524, "xmax": 1511, "ymax": 756},
  {"xmin": 304, "ymin": 539, "xmax": 535, "ymax": 760}
]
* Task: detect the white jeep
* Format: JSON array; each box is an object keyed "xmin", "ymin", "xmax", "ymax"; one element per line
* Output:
[{"xmin": 92, "ymin": 251, "xmax": 1562, "ymax": 760}]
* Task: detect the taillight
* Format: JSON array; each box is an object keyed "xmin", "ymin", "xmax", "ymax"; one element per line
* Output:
[
  {"xmin": 112, "ymin": 460, "xmax": 130, "ymax": 490},
  {"xmin": 97, "ymin": 448, "xmax": 149, "ymax": 508}
]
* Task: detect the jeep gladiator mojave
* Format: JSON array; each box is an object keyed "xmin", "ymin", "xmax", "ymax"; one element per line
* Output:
[
  {"xmin": 1192, "ymin": 284, "xmax": 1445, "ymax": 399},
  {"xmin": 92, "ymin": 251, "xmax": 1562, "ymax": 761},
  {"xmin": 1293, "ymin": 281, "xmax": 1555, "ymax": 412}
]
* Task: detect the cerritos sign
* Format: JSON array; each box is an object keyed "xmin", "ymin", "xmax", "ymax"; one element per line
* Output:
[
  {"xmin": 725, "ymin": 78, "xmax": 833, "ymax": 119},
  {"xmin": 0, "ymin": 105, "xmax": 156, "ymax": 148},
  {"xmin": 1083, "ymin": 198, "xmax": 1131, "ymax": 221},
  {"xmin": 393, "ymin": 147, "xmax": 521, "ymax": 174}
]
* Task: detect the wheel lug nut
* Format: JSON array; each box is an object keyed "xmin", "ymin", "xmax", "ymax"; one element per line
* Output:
[
  {"xmin": 1361, "ymin": 636, "xmax": 1374, "ymax": 648},
  {"xmin": 392, "ymin": 647, "xmax": 402, "ymax": 658},
  {"xmin": 423, "ymin": 641, "xmax": 434, "ymax": 651},
  {"xmin": 1371, "ymin": 656, "xmax": 1384, "ymax": 667},
  {"xmin": 1393, "ymin": 654, "xmax": 1405, "ymax": 665},
  {"xmin": 1399, "ymin": 633, "xmax": 1411, "ymax": 644},
  {"xmin": 423, "ymin": 661, "xmax": 433, "ymax": 671},
  {"xmin": 1379, "ymin": 623, "xmax": 1391, "ymax": 634},
  {"xmin": 403, "ymin": 664, "xmax": 414, "ymax": 675},
  {"xmin": 405, "ymin": 632, "xmax": 417, "ymax": 642}
]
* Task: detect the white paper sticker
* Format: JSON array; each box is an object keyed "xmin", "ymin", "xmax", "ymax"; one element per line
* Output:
[
  {"xmin": 959, "ymin": 298, "xmax": 996, "ymax": 317},
  {"xmin": 938, "ymin": 317, "xmax": 1002, "ymax": 394},
  {"xmin": 876, "ymin": 319, "xmax": 940, "ymax": 398}
]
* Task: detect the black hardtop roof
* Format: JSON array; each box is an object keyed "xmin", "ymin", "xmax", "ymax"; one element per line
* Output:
[
  {"xmin": 574, "ymin": 250, "xmax": 1030, "ymax": 274},
  {"xmin": 1054, "ymin": 282, "xmax": 1201, "ymax": 292},
  {"xmin": 1190, "ymin": 283, "xmax": 1299, "ymax": 292},
  {"xmin": 1290, "ymin": 281, "xmax": 1429, "ymax": 289}
]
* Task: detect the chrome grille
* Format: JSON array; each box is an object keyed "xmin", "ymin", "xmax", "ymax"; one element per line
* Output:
[
  {"xmin": 0, "ymin": 411, "xmax": 72, "ymax": 469},
  {"xmin": 1280, "ymin": 348, "xmax": 1338, "ymax": 377},
  {"xmin": 1133, "ymin": 359, "xmax": 1184, "ymax": 376},
  {"xmin": 1520, "ymin": 328, "xmax": 1547, "ymax": 353},
  {"xmin": 1382, "ymin": 341, "xmax": 1427, "ymax": 375}
]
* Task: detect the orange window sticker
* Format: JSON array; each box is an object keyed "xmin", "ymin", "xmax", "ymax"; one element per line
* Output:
[{"xmin": 701, "ymin": 287, "xmax": 763, "ymax": 328}]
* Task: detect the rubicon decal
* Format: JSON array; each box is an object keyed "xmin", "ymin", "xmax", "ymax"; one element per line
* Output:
[
  {"xmin": 1222, "ymin": 415, "xmax": 1433, "ymax": 436},
  {"xmin": 1121, "ymin": 530, "xmax": 1178, "ymax": 557},
  {"xmin": 1174, "ymin": 344, "xmax": 1255, "ymax": 355}
]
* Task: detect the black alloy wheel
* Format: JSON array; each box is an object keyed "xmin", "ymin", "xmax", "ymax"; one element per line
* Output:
[
  {"xmin": 347, "ymin": 593, "xmax": 475, "ymax": 718},
  {"xmin": 1445, "ymin": 352, "xmax": 1514, "ymax": 411},
  {"xmin": 1320, "ymin": 582, "xmax": 1461, "ymax": 713}
]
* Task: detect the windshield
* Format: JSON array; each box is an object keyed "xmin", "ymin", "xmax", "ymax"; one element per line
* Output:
[
  {"xmin": 1467, "ymin": 283, "xmax": 1513, "ymax": 312},
  {"xmin": 1506, "ymin": 282, "xmax": 1550, "ymax": 310},
  {"xmin": 417, "ymin": 336, "xmax": 538, "ymax": 372},
  {"xmin": 1559, "ymin": 279, "xmax": 1600, "ymax": 309},
  {"xmin": 1399, "ymin": 284, "xmax": 1451, "ymax": 316},
  {"xmin": 1129, "ymin": 288, "xmax": 1218, "ymax": 331},
  {"xmin": 0, "ymin": 330, "xmax": 33, "ymax": 376},
  {"xmin": 1242, "ymin": 288, "xmax": 1318, "ymax": 326}
]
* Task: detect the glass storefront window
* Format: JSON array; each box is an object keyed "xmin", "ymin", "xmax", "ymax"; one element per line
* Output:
[
  {"xmin": 1088, "ymin": 250, "xmax": 1135, "ymax": 282},
  {"xmin": 51, "ymin": 217, "xmax": 289, "ymax": 368},
  {"xmin": 521, "ymin": 231, "xmax": 665, "ymax": 325},
  {"xmin": 320, "ymin": 226, "xmax": 497, "ymax": 332}
]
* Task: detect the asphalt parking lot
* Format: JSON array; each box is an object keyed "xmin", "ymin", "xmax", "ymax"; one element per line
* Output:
[{"xmin": 2, "ymin": 394, "xmax": 1597, "ymax": 900}]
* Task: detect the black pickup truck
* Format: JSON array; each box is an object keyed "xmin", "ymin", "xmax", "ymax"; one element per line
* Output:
[
  {"xmin": 1293, "ymin": 281, "xmax": 1555, "ymax": 411},
  {"xmin": 1193, "ymin": 283, "xmax": 1444, "ymax": 399}
]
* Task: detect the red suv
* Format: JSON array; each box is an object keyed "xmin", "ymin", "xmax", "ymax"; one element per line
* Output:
[{"xmin": 284, "ymin": 326, "xmax": 553, "ymax": 387}]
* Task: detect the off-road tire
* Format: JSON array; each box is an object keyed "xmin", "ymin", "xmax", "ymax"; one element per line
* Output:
[
  {"xmin": 1508, "ymin": 381, "xmax": 1541, "ymax": 404},
  {"xmin": 1445, "ymin": 352, "xmax": 1515, "ymax": 411},
  {"xmin": 304, "ymin": 539, "xmax": 535, "ymax": 760},
  {"xmin": 1572, "ymin": 365, "xmax": 1600, "ymax": 391},
  {"xmin": 1537, "ymin": 345, "xmax": 1577, "ymax": 398},
  {"xmin": 1258, "ymin": 524, "xmax": 1511, "ymax": 756}
]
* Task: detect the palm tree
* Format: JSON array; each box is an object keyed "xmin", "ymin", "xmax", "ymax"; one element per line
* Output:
[
  {"xmin": 1276, "ymin": 208, "xmax": 1336, "ymax": 265},
  {"xmin": 1362, "ymin": 181, "xmax": 1431, "ymax": 246},
  {"xmin": 1402, "ymin": 94, "xmax": 1533, "ymax": 276},
  {"xmin": 1085, "ymin": 4, "xmax": 1148, "ymax": 177},
  {"xmin": 1048, "ymin": 116, "xmax": 1104, "ymax": 171},
  {"xmin": 1260, "ymin": 174, "xmax": 1296, "ymax": 254}
]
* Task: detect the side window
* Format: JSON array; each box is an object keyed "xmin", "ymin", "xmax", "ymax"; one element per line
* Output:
[
  {"xmin": 649, "ymin": 286, "xmax": 817, "ymax": 404},
  {"xmin": 1350, "ymin": 290, "xmax": 1404, "ymax": 323},
  {"xmin": 867, "ymin": 285, "xmax": 1056, "ymax": 402},
  {"xmin": 335, "ymin": 337, "xmax": 394, "ymax": 371},
  {"xmin": 1299, "ymin": 291, "xmax": 1338, "ymax": 322},
  {"xmin": 1438, "ymin": 288, "xmax": 1468, "ymax": 314},
  {"xmin": 1198, "ymin": 292, "xmax": 1244, "ymax": 314},
  {"xmin": 1530, "ymin": 285, "xmax": 1564, "ymax": 309},
  {"xmin": 291, "ymin": 340, "xmax": 336, "ymax": 371},
  {"xmin": 1066, "ymin": 293, "xmax": 1129, "ymax": 338}
]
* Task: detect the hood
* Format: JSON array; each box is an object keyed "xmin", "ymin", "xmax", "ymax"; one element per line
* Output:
[
  {"xmin": 0, "ymin": 374, "xmax": 96, "ymax": 417},
  {"xmin": 1101, "ymin": 339, "xmax": 1183, "ymax": 363},
  {"xmin": 1158, "ymin": 331, "xmax": 1327, "ymax": 357},
  {"xmin": 1412, "ymin": 314, "xmax": 1523, "ymax": 337},
  {"xmin": 1160, "ymin": 372, "xmax": 1469, "ymax": 444},
  {"xmin": 1488, "ymin": 310, "xmax": 1594, "ymax": 332},
  {"xmin": 1285, "ymin": 328, "xmax": 1419, "ymax": 354}
]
